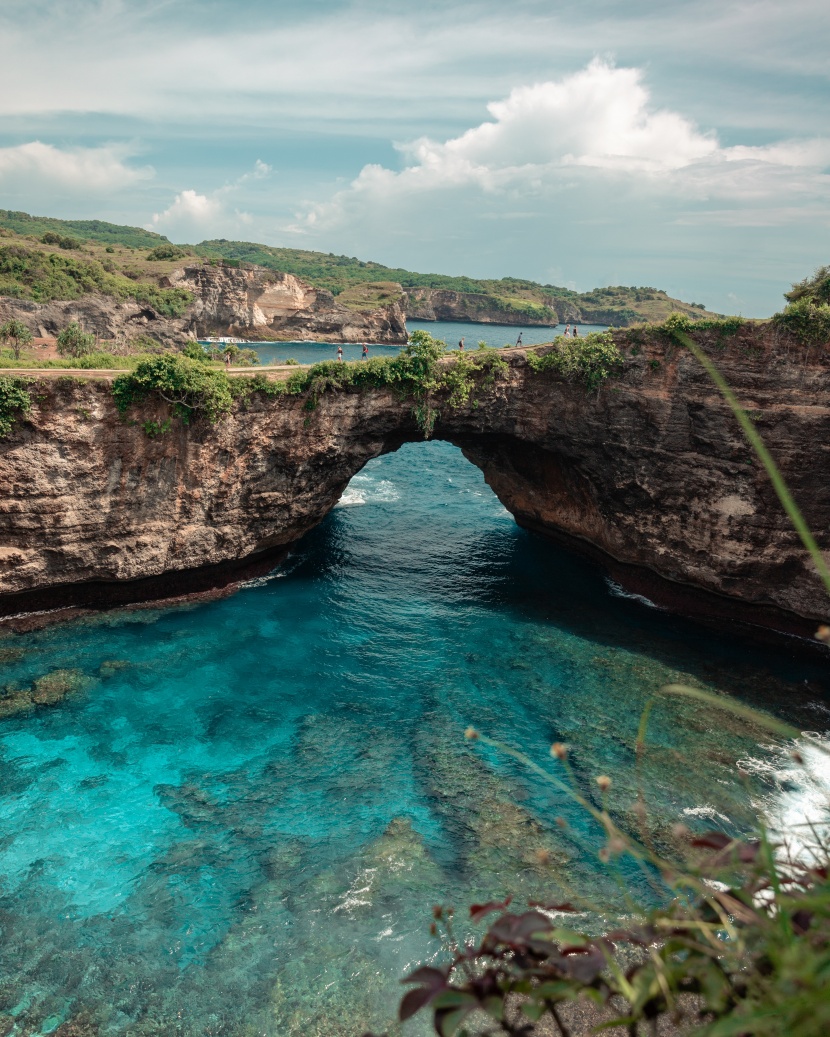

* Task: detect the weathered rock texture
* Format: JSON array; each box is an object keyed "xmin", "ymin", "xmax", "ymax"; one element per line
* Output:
[
  {"xmin": 167, "ymin": 265, "xmax": 408, "ymax": 343},
  {"xmin": 1, "ymin": 324, "xmax": 828, "ymax": 641},
  {"xmin": 403, "ymin": 288, "xmax": 569, "ymax": 327},
  {"xmin": 0, "ymin": 264, "xmax": 408, "ymax": 347}
]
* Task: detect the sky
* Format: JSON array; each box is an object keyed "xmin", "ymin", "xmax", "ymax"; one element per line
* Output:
[{"xmin": 0, "ymin": 0, "xmax": 828, "ymax": 316}]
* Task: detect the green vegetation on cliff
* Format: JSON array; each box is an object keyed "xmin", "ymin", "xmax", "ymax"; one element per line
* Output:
[
  {"xmin": 0, "ymin": 209, "xmax": 724, "ymax": 327},
  {"xmin": 0, "ymin": 239, "xmax": 193, "ymax": 316},
  {"xmin": 773, "ymin": 265, "xmax": 830, "ymax": 344},
  {"xmin": 526, "ymin": 330, "xmax": 623, "ymax": 391},
  {"xmin": 112, "ymin": 354, "xmax": 236, "ymax": 425},
  {"xmin": 195, "ymin": 237, "xmax": 717, "ymax": 326},
  {"xmin": 0, "ymin": 375, "xmax": 33, "ymax": 438}
]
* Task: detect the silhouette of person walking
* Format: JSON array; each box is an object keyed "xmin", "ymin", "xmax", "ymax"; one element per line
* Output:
[
  {"xmin": 362, "ymin": 344, "xmax": 369, "ymax": 360},
  {"xmin": 515, "ymin": 332, "xmax": 523, "ymax": 346},
  {"xmin": 458, "ymin": 337, "xmax": 465, "ymax": 351}
]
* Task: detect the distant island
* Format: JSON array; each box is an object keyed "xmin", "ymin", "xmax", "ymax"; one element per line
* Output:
[{"xmin": 0, "ymin": 209, "xmax": 723, "ymax": 336}]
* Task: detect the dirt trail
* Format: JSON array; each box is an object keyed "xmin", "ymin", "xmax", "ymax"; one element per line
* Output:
[{"xmin": 4, "ymin": 365, "xmax": 304, "ymax": 381}]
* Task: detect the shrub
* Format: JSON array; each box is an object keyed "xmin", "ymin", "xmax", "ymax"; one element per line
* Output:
[
  {"xmin": 0, "ymin": 375, "xmax": 33, "ymax": 438},
  {"xmin": 785, "ymin": 265, "xmax": 830, "ymax": 307},
  {"xmin": 56, "ymin": 321, "xmax": 95, "ymax": 359},
  {"xmin": 145, "ymin": 244, "xmax": 189, "ymax": 262},
  {"xmin": 773, "ymin": 298, "xmax": 830, "ymax": 345},
  {"xmin": 41, "ymin": 232, "xmax": 82, "ymax": 250},
  {"xmin": 112, "ymin": 353, "xmax": 234, "ymax": 425},
  {"xmin": 526, "ymin": 331, "xmax": 623, "ymax": 391},
  {"xmin": 203, "ymin": 343, "xmax": 260, "ymax": 366}
]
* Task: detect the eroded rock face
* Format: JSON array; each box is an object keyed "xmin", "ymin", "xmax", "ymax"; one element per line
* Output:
[
  {"xmin": 0, "ymin": 263, "xmax": 408, "ymax": 347},
  {"xmin": 1, "ymin": 324, "xmax": 828, "ymax": 639},
  {"xmin": 167, "ymin": 265, "xmax": 408, "ymax": 343},
  {"xmin": 403, "ymin": 287, "xmax": 574, "ymax": 327}
]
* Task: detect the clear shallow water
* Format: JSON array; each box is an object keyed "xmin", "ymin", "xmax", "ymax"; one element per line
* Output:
[{"xmin": 0, "ymin": 442, "xmax": 828, "ymax": 1036}]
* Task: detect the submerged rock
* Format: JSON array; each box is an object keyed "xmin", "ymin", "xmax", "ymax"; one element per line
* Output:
[{"xmin": 0, "ymin": 668, "xmax": 92, "ymax": 717}]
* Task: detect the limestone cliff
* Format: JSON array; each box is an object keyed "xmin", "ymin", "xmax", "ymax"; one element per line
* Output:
[
  {"xmin": 403, "ymin": 287, "xmax": 718, "ymax": 329},
  {"xmin": 166, "ymin": 265, "xmax": 407, "ymax": 343},
  {"xmin": 0, "ymin": 263, "xmax": 408, "ymax": 346},
  {"xmin": 403, "ymin": 287, "xmax": 572, "ymax": 327},
  {"xmin": 1, "ymin": 324, "xmax": 828, "ymax": 643}
]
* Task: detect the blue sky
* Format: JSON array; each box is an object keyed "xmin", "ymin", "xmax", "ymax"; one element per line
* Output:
[{"xmin": 0, "ymin": 0, "xmax": 827, "ymax": 315}]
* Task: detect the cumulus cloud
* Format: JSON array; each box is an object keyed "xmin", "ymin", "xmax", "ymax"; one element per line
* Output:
[
  {"xmin": 150, "ymin": 161, "xmax": 272, "ymax": 239},
  {"xmin": 152, "ymin": 189, "xmax": 221, "ymax": 228},
  {"xmin": 290, "ymin": 60, "xmax": 830, "ymax": 232},
  {"xmin": 0, "ymin": 141, "xmax": 152, "ymax": 191}
]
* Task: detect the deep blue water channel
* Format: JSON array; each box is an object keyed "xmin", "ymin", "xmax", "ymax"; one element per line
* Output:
[{"xmin": 1, "ymin": 441, "xmax": 829, "ymax": 1036}]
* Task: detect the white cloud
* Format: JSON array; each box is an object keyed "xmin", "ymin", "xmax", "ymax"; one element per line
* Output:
[
  {"xmin": 0, "ymin": 141, "xmax": 152, "ymax": 191},
  {"xmin": 152, "ymin": 189, "xmax": 221, "ymax": 227},
  {"xmin": 150, "ymin": 161, "xmax": 273, "ymax": 239},
  {"xmin": 289, "ymin": 60, "xmax": 830, "ymax": 233}
]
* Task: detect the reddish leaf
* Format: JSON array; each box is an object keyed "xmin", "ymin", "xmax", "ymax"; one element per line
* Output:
[
  {"xmin": 402, "ymin": 965, "xmax": 449, "ymax": 988},
  {"xmin": 470, "ymin": 896, "xmax": 512, "ymax": 922},
  {"xmin": 691, "ymin": 832, "xmax": 733, "ymax": 850},
  {"xmin": 561, "ymin": 946, "xmax": 607, "ymax": 983},
  {"xmin": 400, "ymin": 986, "xmax": 438, "ymax": 1022}
]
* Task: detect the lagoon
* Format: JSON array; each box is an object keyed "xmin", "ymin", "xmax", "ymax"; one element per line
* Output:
[{"xmin": 0, "ymin": 439, "xmax": 828, "ymax": 1036}]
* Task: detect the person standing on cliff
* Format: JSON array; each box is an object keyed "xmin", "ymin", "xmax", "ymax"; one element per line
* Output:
[
  {"xmin": 337, "ymin": 345, "xmax": 343, "ymax": 362},
  {"xmin": 362, "ymin": 344, "xmax": 369, "ymax": 360},
  {"xmin": 224, "ymin": 351, "xmax": 231, "ymax": 367},
  {"xmin": 458, "ymin": 337, "xmax": 465, "ymax": 351},
  {"xmin": 572, "ymin": 326, "xmax": 579, "ymax": 338},
  {"xmin": 515, "ymin": 332, "xmax": 523, "ymax": 346},
  {"xmin": 563, "ymin": 324, "xmax": 571, "ymax": 338}
]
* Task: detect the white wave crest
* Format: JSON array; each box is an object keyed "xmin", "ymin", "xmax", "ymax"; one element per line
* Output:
[{"xmin": 605, "ymin": 578, "xmax": 663, "ymax": 610}]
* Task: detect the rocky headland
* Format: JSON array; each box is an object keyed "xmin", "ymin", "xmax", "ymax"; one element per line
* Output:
[
  {"xmin": 1, "ymin": 322, "xmax": 828, "ymax": 644},
  {"xmin": 0, "ymin": 262, "xmax": 408, "ymax": 347}
]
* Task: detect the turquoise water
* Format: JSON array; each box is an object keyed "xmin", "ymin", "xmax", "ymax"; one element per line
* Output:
[
  {"xmin": 1, "ymin": 441, "xmax": 828, "ymax": 1036},
  {"xmin": 407, "ymin": 319, "xmax": 609, "ymax": 350},
  {"xmin": 245, "ymin": 319, "xmax": 608, "ymax": 366}
]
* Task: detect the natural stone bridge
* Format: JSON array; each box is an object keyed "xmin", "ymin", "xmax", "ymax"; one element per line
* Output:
[{"xmin": 1, "ymin": 328, "xmax": 828, "ymax": 643}]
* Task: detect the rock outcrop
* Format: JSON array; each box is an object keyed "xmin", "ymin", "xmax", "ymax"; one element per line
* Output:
[
  {"xmin": 167, "ymin": 265, "xmax": 408, "ymax": 343},
  {"xmin": 403, "ymin": 287, "xmax": 573, "ymax": 327},
  {"xmin": 0, "ymin": 264, "xmax": 408, "ymax": 347},
  {"xmin": 1, "ymin": 324, "xmax": 828, "ymax": 643}
]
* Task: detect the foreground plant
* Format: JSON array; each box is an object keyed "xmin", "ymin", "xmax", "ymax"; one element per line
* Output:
[{"xmin": 399, "ymin": 707, "xmax": 830, "ymax": 1037}]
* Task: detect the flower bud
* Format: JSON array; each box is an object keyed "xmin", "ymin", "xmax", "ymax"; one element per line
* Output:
[
  {"xmin": 596, "ymin": 775, "xmax": 612, "ymax": 792},
  {"xmin": 550, "ymin": 742, "xmax": 568, "ymax": 760},
  {"xmin": 464, "ymin": 727, "xmax": 479, "ymax": 741}
]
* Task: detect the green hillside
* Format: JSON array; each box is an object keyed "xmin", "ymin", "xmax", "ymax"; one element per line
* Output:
[
  {"xmin": 0, "ymin": 209, "xmax": 724, "ymax": 324},
  {"xmin": 0, "ymin": 210, "xmax": 169, "ymax": 249}
]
